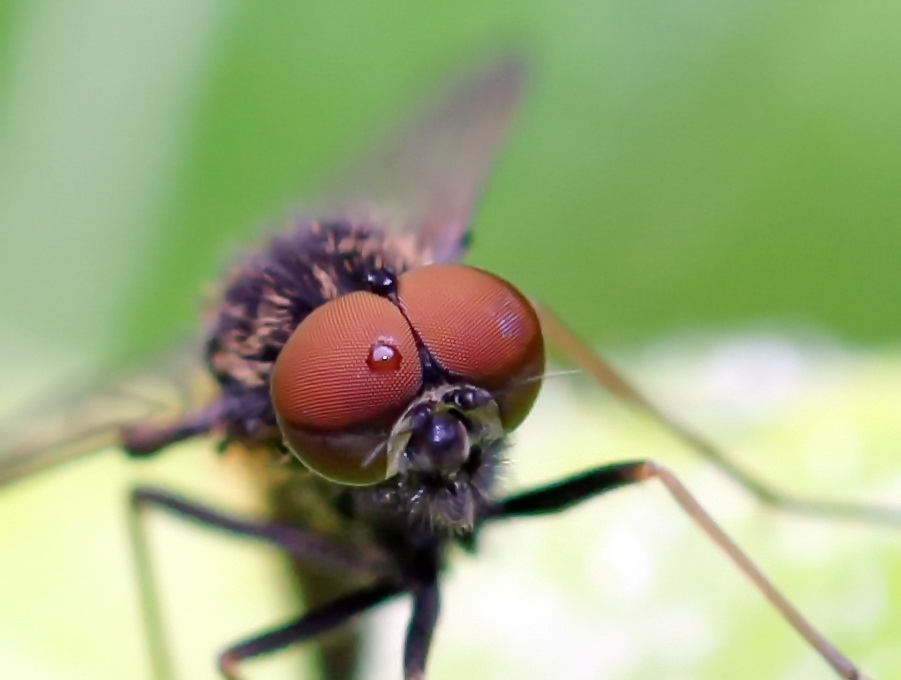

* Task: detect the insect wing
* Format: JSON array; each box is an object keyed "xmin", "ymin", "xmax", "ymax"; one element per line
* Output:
[
  {"xmin": 0, "ymin": 346, "xmax": 211, "ymax": 486},
  {"xmin": 318, "ymin": 55, "xmax": 528, "ymax": 265}
]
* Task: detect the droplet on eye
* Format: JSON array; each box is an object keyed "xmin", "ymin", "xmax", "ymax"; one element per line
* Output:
[{"xmin": 367, "ymin": 341, "xmax": 403, "ymax": 373}]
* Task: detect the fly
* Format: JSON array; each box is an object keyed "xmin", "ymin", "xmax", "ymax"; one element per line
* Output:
[{"xmin": 0, "ymin": 55, "xmax": 897, "ymax": 680}]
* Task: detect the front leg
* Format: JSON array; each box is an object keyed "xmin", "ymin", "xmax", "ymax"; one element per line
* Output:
[
  {"xmin": 534, "ymin": 301, "xmax": 901, "ymax": 527},
  {"xmin": 404, "ymin": 579, "xmax": 441, "ymax": 680},
  {"xmin": 127, "ymin": 486, "xmax": 395, "ymax": 680},
  {"xmin": 218, "ymin": 583, "xmax": 405, "ymax": 680},
  {"xmin": 484, "ymin": 460, "xmax": 869, "ymax": 680}
]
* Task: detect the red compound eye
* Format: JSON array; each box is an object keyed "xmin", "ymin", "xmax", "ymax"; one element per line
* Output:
[
  {"xmin": 271, "ymin": 291, "xmax": 421, "ymax": 484},
  {"xmin": 398, "ymin": 264, "xmax": 544, "ymax": 430}
]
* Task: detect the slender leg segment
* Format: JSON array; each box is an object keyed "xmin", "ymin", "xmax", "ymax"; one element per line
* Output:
[
  {"xmin": 0, "ymin": 364, "xmax": 214, "ymax": 486},
  {"xmin": 535, "ymin": 302, "xmax": 901, "ymax": 527},
  {"xmin": 131, "ymin": 487, "xmax": 392, "ymax": 575},
  {"xmin": 486, "ymin": 460, "xmax": 870, "ymax": 680},
  {"xmin": 127, "ymin": 486, "xmax": 395, "ymax": 680},
  {"xmin": 218, "ymin": 583, "xmax": 404, "ymax": 680},
  {"xmin": 122, "ymin": 404, "xmax": 222, "ymax": 457},
  {"xmin": 404, "ymin": 581, "xmax": 441, "ymax": 680}
]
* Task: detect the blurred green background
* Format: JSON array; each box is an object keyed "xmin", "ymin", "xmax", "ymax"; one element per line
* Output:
[
  {"xmin": 1, "ymin": 1, "xmax": 900, "ymax": 680},
  {"xmin": 2, "ymin": 0, "xmax": 901, "ymax": 370}
]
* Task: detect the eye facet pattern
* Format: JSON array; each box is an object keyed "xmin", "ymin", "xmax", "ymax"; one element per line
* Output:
[
  {"xmin": 271, "ymin": 291, "xmax": 421, "ymax": 484},
  {"xmin": 399, "ymin": 264, "xmax": 545, "ymax": 429},
  {"xmin": 271, "ymin": 266, "xmax": 544, "ymax": 485}
]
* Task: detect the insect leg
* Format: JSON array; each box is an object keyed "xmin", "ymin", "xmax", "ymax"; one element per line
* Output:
[
  {"xmin": 127, "ymin": 486, "xmax": 394, "ymax": 680},
  {"xmin": 404, "ymin": 579, "xmax": 441, "ymax": 680},
  {"xmin": 534, "ymin": 301, "xmax": 901, "ymax": 527},
  {"xmin": 121, "ymin": 403, "xmax": 222, "ymax": 457},
  {"xmin": 485, "ymin": 460, "xmax": 869, "ymax": 680},
  {"xmin": 217, "ymin": 582, "xmax": 405, "ymax": 680},
  {"xmin": 0, "ymin": 364, "xmax": 220, "ymax": 486}
]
